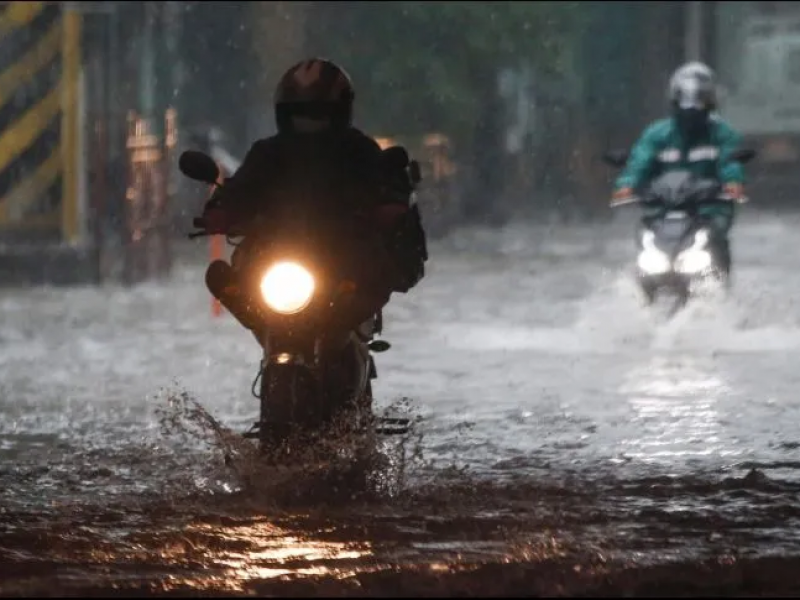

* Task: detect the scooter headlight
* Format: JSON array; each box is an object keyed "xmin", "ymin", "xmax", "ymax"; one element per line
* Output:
[
  {"xmin": 674, "ymin": 228, "xmax": 713, "ymax": 274},
  {"xmin": 259, "ymin": 261, "xmax": 315, "ymax": 314},
  {"xmin": 638, "ymin": 249, "xmax": 671, "ymax": 275},
  {"xmin": 675, "ymin": 249, "xmax": 712, "ymax": 274},
  {"xmin": 638, "ymin": 230, "xmax": 671, "ymax": 275},
  {"xmin": 693, "ymin": 228, "xmax": 710, "ymax": 248}
]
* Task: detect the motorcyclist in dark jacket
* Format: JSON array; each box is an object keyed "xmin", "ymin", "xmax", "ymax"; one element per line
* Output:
[{"xmin": 200, "ymin": 58, "xmax": 427, "ymax": 337}]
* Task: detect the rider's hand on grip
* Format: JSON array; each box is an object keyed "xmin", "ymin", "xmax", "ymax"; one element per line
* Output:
[
  {"xmin": 724, "ymin": 182, "xmax": 747, "ymax": 203},
  {"xmin": 610, "ymin": 187, "xmax": 635, "ymax": 207}
]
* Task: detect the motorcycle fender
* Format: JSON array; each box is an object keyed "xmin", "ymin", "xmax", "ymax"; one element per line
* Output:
[{"xmin": 260, "ymin": 362, "xmax": 322, "ymax": 428}]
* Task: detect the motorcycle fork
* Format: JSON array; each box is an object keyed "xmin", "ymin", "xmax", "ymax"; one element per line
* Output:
[{"xmin": 252, "ymin": 335, "xmax": 325, "ymax": 445}]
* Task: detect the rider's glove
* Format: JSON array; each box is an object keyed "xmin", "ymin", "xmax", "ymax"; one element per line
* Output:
[
  {"xmin": 611, "ymin": 187, "xmax": 634, "ymax": 207},
  {"xmin": 723, "ymin": 182, "xmax": 746, "ymax": 203}
]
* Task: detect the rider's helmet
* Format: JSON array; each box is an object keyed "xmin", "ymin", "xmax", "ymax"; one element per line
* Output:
[
  {"xmin": 274, "ymin": 58, "xmax": 355, "ymax": 134},
  {"xmin": 668, "ymin": 62, "xmax": 717, "ymax": 137}
]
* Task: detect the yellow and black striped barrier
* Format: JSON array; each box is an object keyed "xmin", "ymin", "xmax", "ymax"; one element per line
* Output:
[{"xmin": 0, "ymin": 1, "xmax": 81, "ymax": 242}]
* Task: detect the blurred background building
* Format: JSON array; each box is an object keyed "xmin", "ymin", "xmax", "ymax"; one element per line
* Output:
[{"xmin": 0, "ymin": 1, "xmax": 795, "ymax": 285}]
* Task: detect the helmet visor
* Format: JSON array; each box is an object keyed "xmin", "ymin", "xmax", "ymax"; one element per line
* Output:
[{"xmin": 674, "ymin": 78, "xmax": 714, "ymax": 110}]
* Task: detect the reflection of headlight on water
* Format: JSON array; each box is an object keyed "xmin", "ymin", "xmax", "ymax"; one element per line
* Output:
[{"xmin": 259, "ymin": 261, "xmax": 315, "ymax": 314}]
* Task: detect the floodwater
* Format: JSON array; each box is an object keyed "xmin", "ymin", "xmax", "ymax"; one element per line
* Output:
[{"xmin": 2, "ymin": 211, "xmax": 800, "ymax": 596}]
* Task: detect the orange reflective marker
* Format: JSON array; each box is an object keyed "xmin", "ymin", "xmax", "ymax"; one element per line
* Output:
[
  {"xmin": 210, "ymin": 234, "xmax": 224, "ymax": 317},
  {"xmin": 209, "ymin": 164, "xmax": 225, "ymax": 317}
]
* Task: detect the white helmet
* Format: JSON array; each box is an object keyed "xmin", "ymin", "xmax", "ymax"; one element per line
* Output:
[{"xmin": 668, "ymin": 62, "xmax": 717, "ymax": 110}]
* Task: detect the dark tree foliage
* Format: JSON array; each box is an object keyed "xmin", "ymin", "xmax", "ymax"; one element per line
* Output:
[{"xmin": 305, "ymin": 1, "xmax": 581, "ymax": 142}]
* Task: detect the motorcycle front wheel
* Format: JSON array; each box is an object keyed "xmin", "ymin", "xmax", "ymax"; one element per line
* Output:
[{"xmin": 258, "ymin": 363, "xmax": 324, "ymax": 453}]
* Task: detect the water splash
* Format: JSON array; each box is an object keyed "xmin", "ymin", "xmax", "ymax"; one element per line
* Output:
[{"xmin": 152, "ymin": 386, "xmax": 458, "ymax": 509}]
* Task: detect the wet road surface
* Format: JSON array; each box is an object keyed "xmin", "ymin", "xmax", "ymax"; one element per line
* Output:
[{"xmin": 2, "ymin": 211, "xmax": 800, "ymax": 596}]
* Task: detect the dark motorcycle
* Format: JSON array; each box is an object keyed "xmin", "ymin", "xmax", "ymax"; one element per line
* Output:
[
  {"xmin": 179, "ymin": 150, "xmax": 415, "ymax": 454},
  {"xmin": 602, "ymin": 148, "xmax": 756, "ymax": 308}
]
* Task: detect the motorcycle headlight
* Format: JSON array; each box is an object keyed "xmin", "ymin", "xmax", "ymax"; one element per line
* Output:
[
  {"xmin": 259, "ymin": 261, "xmax": 315, "ymax": 315},
  {"xmin": 638, "ymin": 249, "xmax": 671, "ymax": 274},
  {"xmin": 673, "ymin": 229, "xmax": 712, "ymax": 274},
  {"xmin": 693, "ymin": 229, "xmax": 710, "ymax": 248},
  {"xmin": 675, "ymin": 248, "xmax": 712, "ymax": 274},
  {"xmin": 638, "ymin": 230, "xmax": 671, "ymax": 275}
]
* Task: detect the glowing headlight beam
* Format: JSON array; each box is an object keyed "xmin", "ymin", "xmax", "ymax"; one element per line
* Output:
[
  {"xmin": 638, "ymin": 249, "xmax": 671, "ymax": 274},
  {"xmin": 642, "ymin": 229, "xmax": 657, "ymax": 251},
  {"xmin": 692, "ymin": 228, "xmax": 710, "ymax": 249},
  {"xmin": 638, "ymin": 229, "xmax": 671, "ymax": 275},
  {"xmin": 675, "ymin": 249, "xmax": 712, "ymax": 274},
  {"xmin": 673, "ymin": 229, "xmax": 713, "ymax": 274},
  {"xmin": 259, "ymin": 261, "xmax": 315, "ymax": 315}
]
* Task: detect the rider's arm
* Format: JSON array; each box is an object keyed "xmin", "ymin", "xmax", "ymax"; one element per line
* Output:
[
  {"xmin": 615, "ymin": 122, "xmax": 663, "ymax": 192},
  {"xmin": 204, "ymin": 139, "xmax": 276, "ymax": 220},
  {"xmin": 715, "ymin": 121, "xmax": 745, "ymax": 185}
]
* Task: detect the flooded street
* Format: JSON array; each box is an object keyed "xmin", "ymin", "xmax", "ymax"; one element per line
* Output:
[{"xmin": 2, "ymin": 212, "xmax": 800, "ymax": 596}]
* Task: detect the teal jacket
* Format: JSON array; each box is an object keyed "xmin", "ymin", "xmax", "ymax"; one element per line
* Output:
[{"xmin": 614, "ymin": 116, "xmax": 744, "ymax": 192}]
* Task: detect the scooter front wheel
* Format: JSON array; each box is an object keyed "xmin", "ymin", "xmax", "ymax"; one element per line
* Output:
[{"xmin": 638, "ymin": 276, "xmax": 657, "ymax": 305}]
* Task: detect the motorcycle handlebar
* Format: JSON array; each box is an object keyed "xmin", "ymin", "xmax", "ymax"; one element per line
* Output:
[
  {"xmin": 611, "ymin": 194, "xmax": 745, "ymax": 209},
  {"xmin": 610, "ymin": 195, "xmax": 639, "ymax": 207}
]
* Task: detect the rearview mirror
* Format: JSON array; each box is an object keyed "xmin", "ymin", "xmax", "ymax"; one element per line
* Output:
[
  {"xmin": 730, "ymin": 148, "xmax": 756, "ymax": 164},
  {"xmin": 368, "ymin": 340, "xmax": 392, "ymax": 353},
  {"xmin": 601, "ymin": 149, "xmax": 629, "ymax": 168},
  {"xmin": 179, "ymin": 150, "xmax": 220, "ymax": 185}
]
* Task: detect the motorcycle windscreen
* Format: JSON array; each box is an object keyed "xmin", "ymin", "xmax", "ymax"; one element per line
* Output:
[{"xmin": 652, "ymin": 216, "xmax": 692, "ymax": 253}]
